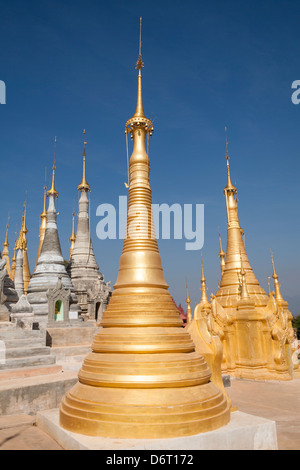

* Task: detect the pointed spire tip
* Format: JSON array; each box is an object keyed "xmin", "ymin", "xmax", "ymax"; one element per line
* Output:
[{"xmin": 78, "ymin": 131, "xmax": 90, "ymax": 191}]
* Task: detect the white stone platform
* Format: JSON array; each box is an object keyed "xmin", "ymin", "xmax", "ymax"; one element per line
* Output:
[{"xmin": 37, "ymin": 409, "xmax": 278, "ymax": 450}]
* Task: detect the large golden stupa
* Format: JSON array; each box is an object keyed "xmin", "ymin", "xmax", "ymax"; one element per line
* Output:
[{"xmin": 59, "ymin": 24, "xmax": 230, "ymax": 439}]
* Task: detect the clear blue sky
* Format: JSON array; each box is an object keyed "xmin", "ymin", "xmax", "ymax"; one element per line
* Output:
[{"xmin": 0, "ymin": 0, "xmax": 299, "ymax": 314}]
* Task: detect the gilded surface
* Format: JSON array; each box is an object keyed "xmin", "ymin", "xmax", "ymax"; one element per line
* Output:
[
  {"xmin": 59, "ymin": 41, "xmax": 230, "ymax": 438},
  {"xmin": 69, "ymin": 211, "xmax": 76, "ymax": 259},
  {"xmin": 2, "ymin": 223, "xmax": 11, "ymax": 278},
  {"xmin": 15, "ymin": 206, "xmax": 31, "ymax": 295},
  {"xmin": 210, "ymin": 155, "xmax": 297, "ymax": 380}
]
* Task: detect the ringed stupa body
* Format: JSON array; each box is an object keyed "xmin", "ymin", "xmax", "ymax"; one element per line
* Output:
[{"xmin": 59, "ymin": 32, "xmax": 230, "ymax": 438}]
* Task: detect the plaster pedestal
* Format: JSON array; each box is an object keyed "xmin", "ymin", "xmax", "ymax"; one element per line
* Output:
[{"xmin": 37, "ymin": 408, "xmax": 278, "ymax": 450}]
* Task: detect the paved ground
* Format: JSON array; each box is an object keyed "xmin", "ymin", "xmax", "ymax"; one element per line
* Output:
[
  {"xmin": 0, "ymin": 414, "xmax": 63, "ymax": 450},
  {"xmin": 227, "ymin": 377, "xmax": 300, "ymax": 450},
  {"xmin": 0, "ymin": 377, "xmax": 299, "ymax": 450}
]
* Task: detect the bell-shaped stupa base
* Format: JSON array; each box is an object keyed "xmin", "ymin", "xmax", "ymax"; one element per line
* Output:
[
  {"xmin": 60, "ymin": 289, "xmax": 230, "ymax": 438},
  {"xmin": 60, "ymin": 381, "xmax": 229, "ymax": 439}
]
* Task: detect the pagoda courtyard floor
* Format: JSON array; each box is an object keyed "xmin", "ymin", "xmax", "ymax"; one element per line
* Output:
[{"xmin": 0, "ymin": 377, "xmax": 299, "ymax": 450}]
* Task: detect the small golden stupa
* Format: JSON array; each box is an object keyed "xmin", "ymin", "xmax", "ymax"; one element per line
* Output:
[
  {"xmin": 187, "ymin": 255, "xmax": 233, "ymax": 412},
  {"xmin": 59, "ymin": 21, "xmax": 230, "ymax": 438},
  {"xmin": 2, "ymin": 220, "xmax": 11, "ymax": 278}
]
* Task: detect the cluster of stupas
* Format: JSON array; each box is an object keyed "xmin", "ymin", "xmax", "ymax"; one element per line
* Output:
[
  {"xmin": 0, "ymin": 135, "xmax": 111, "ymax": 330},
  {"xmin": 0, "ymin": 19, "xmax": 298, "ymax": 449}
]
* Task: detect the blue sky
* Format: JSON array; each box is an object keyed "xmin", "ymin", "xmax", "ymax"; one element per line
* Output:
[{"xmin": 0, "ymin": 0, "xmax": 299, "ymax": 314}]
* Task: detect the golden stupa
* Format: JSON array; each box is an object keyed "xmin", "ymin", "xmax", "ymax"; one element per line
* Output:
[
  {"xmin": 15, "ymin": 203, "xmax": 31, "ymax": 294},
  {"xmin": 2, "ymin": 220, "xmax": 11, "ymax": 278},
  {"xmin": 205, "ymin": 139, "xmax": 298, "ymax": 381},
  {"xmin": 187, "ymin": 255, "xmax": 233, "ymax": 412},
  {"xmin": 59, "ymin": 23, "xmax": 230, "ymax": 438}
]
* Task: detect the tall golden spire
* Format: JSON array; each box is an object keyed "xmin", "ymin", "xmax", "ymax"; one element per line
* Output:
[
  {"xmin": 218, "ymin": 232, "xmax": 226, "ymax": 276},
  {"xmin": 224, "ymin": 128, "xmax": 237, "ymax": 195},
  {"xmin": 35, "ymin": 183, "xmax": 48, "ymax": 270},
  {"xmin": 78, "ymin": 130, "xmax": 90, "ymax": 192},
  {"xmin": 21, "ymin": 199, "xmax": 29, "ymax": 253},
  {"xmin": 21, "ymin": 200, "xmax": 30, "ymax": 294},
  {"xmin": 186, "ymin": 280, "xmax": 193, "ymax": 324},
  {"xmin": 15, "ymin": 200, "xmax": 30, "ymax": 294},
  {"xmin": 3, "ymin": 220, "xmax": 9, "ymax": 250},
  {"xmin": 225, "ymin": 160, "xmax": 237, "ymax": 194},
  {"xmin": 270, "ymin": 250, "xmax": 284, "ymax": 303},
  {"xmin": 60, "ymin": 21, "xmax": 230, "ymax": 438},
  {"xmin": 125, "ymin": 18, "xmax": 153, "ymax": 137},
  {"xmin": 224, "ymin": 131, "xmax": 238, "ymax": 226},
  {"xmin": 216, "ymin": 133, "xmax": 268, "ymax": 308},
  {"xmin": 200, "ymin": 253, "xmax": 210, "ymax": 307},
  {"xmin": 47, "ymin": 137, "xmax": 59, "ymax": 198},
  {"xmin": 2, "ymin": 217, "xmax": 11, "ymax": 277},
  {"xmin": 133, "ymin": 17, "xmax": 145, "ymax": 119},
  {"xmin": 69, "ymin": 210, "xmax": 76, "ymax": 258}
]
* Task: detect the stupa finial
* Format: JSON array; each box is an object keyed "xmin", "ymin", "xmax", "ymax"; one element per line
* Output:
[
  {"xmin": 78, "ymin": 129, "xmax": 90, "ymax": 191},
  {"xmin": 270, "ymin": 250, "xmax": 284, "ymax": 302},
  {"xmin": 47, "ymin": 137, "xmax": 59, "ymax": 198},
  {"xmin": 125, "ymin": 17, "xmax": 153, "ymax": 136},
  {"xmin": 186, "ymin": 280, "xmax": 193, "ymax": 324}
]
